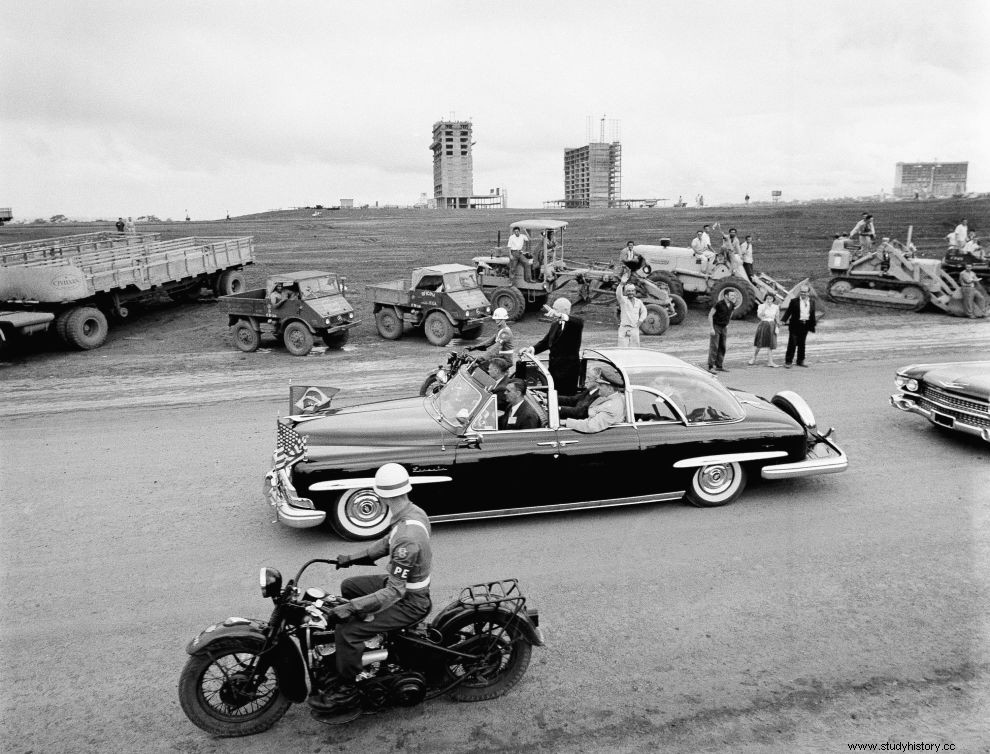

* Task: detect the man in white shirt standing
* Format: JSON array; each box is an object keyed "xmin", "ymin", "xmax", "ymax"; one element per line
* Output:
[
  {"xmin": 950, "ymin": 219, "xmax": 969, "ymax": 249},
  {"xmin": 506, "ymin": 226, "xmax": 530, "ymax": 282},
  {"xmin": 616, "ymin": 283, "xmax": 647, "ymax": 348},
  {"xmin": 739, "ymin": 234, "xmax": 755, "ymax": 281}
]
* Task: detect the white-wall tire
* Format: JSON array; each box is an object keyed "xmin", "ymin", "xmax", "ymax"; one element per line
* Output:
[
  {"xmin": 685, "ymin": 462, "xmax": 746, "ymax": 507},
  {"xmin": 330, "ymin": 488, "xmax": 391, "ymax": 540}
]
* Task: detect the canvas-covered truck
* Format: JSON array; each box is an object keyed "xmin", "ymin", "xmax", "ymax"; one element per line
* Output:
[
  {"xmin": 0, "ymin": 231, "xmax": 254, "ymax": 350},
  {"xmin": 368, "ymin": 263, "xmax": 492, "ymax": 346},
  {"xmin": 218, "ymin": 270, "xmax": 359, "ymax": 356}
]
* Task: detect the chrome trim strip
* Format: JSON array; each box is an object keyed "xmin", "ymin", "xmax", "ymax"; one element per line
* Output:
[
  {"xmin": 890, "ymin": 394, "xmax": 990, "ymax": 443},
  {"xmin": 428, "ymin": 492, "xmax": 685, "ymax": 523},
  {"xmin": 760, "ymin": 436, "xmax": 848, "ymax": 479},
  {"xmin": 309, "ymin": 476, "xmax": 452, "ymax": 492},
  {"xmin": 674, "ymin": 451, "xmax": 788, "ymax": 468}
]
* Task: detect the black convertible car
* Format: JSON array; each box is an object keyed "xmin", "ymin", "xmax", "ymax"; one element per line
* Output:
[{"xmin": 265, "ymin": 349, "xmax": 848, "ymax": 540}]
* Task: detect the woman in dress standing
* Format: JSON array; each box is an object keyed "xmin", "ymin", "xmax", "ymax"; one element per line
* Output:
[{"xmin": 749, "ymin": 293, "xmax": 780, "ymax": 367}]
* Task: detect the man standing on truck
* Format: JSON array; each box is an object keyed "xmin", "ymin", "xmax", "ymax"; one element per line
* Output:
[{"xmin": 268, "ymin": 282, "xmax": 289, "ymax": 309}]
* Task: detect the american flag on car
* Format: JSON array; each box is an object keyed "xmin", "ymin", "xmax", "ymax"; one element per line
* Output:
[{"xmin": 274, "ymin": 421, "xmax": 307, "ymax": 470}]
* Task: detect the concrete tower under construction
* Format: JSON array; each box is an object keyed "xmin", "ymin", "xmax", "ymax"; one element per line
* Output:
[{"xmin": 431, "ymin": 120, "xmax": 474, "ymax": 209}]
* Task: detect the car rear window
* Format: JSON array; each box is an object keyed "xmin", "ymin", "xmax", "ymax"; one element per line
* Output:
[{"xmin": 625, "ymin": 367, "xmax": 744, "ymax": 423}]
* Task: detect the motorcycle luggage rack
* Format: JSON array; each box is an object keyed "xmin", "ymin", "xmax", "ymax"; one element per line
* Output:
[{"xmin": 457, "ymin": 579, "xmax": 526, "ymax": 618}]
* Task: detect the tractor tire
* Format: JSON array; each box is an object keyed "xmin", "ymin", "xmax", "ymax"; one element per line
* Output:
[
  {"xmin": 710, "ymin": 277, "xmax": 756, "ymax": 319},
  {"xmin": 214, "ymin": 270, "xmax": 246, "ymax": 297},
  {"xmin": 669, "ymin": 294, "xmax": 688, "ymax": 325},
  {"xmin": 490, "ymin": 287, "xmax": 526, "ymax": 321},
  {"xmin": 640, "ymin": 304, "xmax": 670, "ymax": 336},
  {"xmin": 424, "ymin": 311, "xmax": 455, "ymax": 347},
  {"xmin": 648, "ymin": 271, "xmax": 685, "ymax": 298},
  {"xmin": 63, "ymin": 307, "xmax": 109, "ymax": 350},
  {"xmin": 282, "ymin": 321, "xmax": 314, "ymax": 356},
  {"xmin": 375, "ymin": 309, "xmax": 403, "ymax": 340}
]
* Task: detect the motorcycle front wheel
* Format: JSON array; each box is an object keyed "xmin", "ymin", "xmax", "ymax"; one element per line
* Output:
[
  {"xmin": 178, "ymin": 638, "xmax": 291, "ymax": 737},
  {"xmin": 441, "ymin": 610, "xmax": 532, "ymax": 702}
]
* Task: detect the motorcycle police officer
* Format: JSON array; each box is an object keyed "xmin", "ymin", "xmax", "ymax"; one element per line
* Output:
[{"xmin": 309, "ymin": 463, "xmax": 433, "ymax": 711}]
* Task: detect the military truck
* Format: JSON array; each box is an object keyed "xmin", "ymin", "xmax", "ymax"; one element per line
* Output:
[
  {"xmin": 219, "ymin": 271, "xmax": 359, "ymax": 356},
  {"xmin": 0, "ymin": 231, "xmax": 254, "ymax": 350},
  {"xmin": 367, "ymin": 263, "xmax": 491, "ymax": 346}
]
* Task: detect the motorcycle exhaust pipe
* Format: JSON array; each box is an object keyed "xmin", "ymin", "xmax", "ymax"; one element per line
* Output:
[{"xmin": 361, "ymin": 649, "xmax": 388, "ymax": 666}]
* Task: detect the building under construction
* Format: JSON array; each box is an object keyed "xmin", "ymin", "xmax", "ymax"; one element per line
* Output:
[
  {"xmin": 893, "ymin": 162, "xmax": 968, "ymax": 198},
  {"xmin": 560, "ymin": 142, "xmax": 622, "ymax": 209},
  {"xmin": 429, "ymin": 119, "xmax": 505, "ymax": 209}
]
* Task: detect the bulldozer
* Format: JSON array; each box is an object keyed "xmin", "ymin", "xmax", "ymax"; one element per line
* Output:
[{"xmin": 825, "ymin": 227, "xmax": 985, "ymax": 317}]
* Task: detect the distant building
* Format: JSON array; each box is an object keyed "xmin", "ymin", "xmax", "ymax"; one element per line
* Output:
[
  {"xmin": 0, "ymin": 207, "xmax": 12, "ymax": 226},
  {"xmin": 562, "ymin": 142, "xmax": 622, "ymax": 208},
  {"xmin": 894, "ymin": 162, "xmax": 968, "ymax": 198},
  {"xmin": 429, "ymin": 119, "xmax": 506, "ymax": 209},
  {"xmin": 340, "ymin": 199, "xmax": 354, "ymax": 209}
]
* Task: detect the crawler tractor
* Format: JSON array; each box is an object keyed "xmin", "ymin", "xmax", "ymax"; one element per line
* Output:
[{"xmin": 826, "ymin": 228, "xmax": 984, "ymax": 317}]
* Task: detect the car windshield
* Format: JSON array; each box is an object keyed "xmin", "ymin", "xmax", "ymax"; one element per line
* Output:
[
  {"xmin": 625, "ymin": 366, "xmax": 745, "ymax": 423},
  {"xmin": 425, "ymin": 371, "xmax": 486, "ymax": 432},
  {"xmin": 442, "ymin": 270, "xmax": 479, "ymax": 292},
  {"xmin": 298, "ymin": 277, "xmax": 340, "ymax": 299}
]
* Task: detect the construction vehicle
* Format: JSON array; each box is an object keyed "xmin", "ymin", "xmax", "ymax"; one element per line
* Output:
[
  {"xmin": 367, "ymin": 263, "xmax": 492, "ymax": 346},
  {"xmin": 633, "ymin": 239, "xmax": 816, "ymax": 319},
  {"xmin": 219, "ymin": 271, "xmax": 359, "ymax": 356},
  {"xmin": 473, "ymin": 219, "xmax": 568, "ymax": 319},
  {"xmin": 0, "ymin": 231, "xmax": 254, "ymax": 350},
  {"xmin": 473, "ymin": 220, "xmax": 688, "ymax": 332},
  {"xmin": 942, "ymin": 247, "xmax": 990, "ymax": 284},
  {"xmin": 825, "ymin": 228, "xmax": 984, "ymax": 316}
]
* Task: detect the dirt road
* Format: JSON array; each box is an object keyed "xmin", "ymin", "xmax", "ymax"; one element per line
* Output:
[{"xmin": 1, "ymin": 316, "xmax": 988, "ymax": 752}]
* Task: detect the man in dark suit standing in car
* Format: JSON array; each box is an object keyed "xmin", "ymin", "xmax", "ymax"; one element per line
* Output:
[
  {"xmin": 522, "ymin": 297, "xmax": 584, "ymax": 394},
  {"xmin": 781, "ymin": 284, "xmax": 817, "ymax": 368}
]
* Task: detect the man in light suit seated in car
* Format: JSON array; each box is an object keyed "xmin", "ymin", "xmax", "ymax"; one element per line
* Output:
[{"xmin": 561, "ymin": 366, "xmax": 625, "ymax": 433}]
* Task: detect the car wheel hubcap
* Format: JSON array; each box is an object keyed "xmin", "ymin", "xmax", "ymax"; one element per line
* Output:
[
  {"xmin": 346, "ymin": 490, "xmax": 387, "ymax": 528},
  {"xmin": 699, "ymin": 464, "xmax": 734, "ymax": 495}
]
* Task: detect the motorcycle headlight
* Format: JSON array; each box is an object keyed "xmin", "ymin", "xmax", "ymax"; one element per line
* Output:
[
  {"xmin": 325, "ymin": 317, "xmax": 331, "ymax": 325},
  {"xmin": 260, "ymin": 567, "xmax": 282, "ymax": 598}
]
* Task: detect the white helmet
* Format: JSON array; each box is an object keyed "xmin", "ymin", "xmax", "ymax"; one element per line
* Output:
[
  {"xmin": 492, "ymin": 307, "xmax": 509, "ymax": 321},
  {"xmin": 373, "ymin": 463, "xmax": 412, "ymax": 498}
]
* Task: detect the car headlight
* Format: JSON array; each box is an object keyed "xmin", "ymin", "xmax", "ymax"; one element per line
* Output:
[{"xmin": 895, "ymin": 375, "xmax": 918, "ymax": 391}]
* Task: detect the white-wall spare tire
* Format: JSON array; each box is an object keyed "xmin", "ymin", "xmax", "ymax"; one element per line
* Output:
[
  {"xmin": 686, "ymin": 462, "xmax": 746, "ymax": 507},
  {"xmin": 331, "ymin": 487, "xmax": 391, "ymax": 540}
]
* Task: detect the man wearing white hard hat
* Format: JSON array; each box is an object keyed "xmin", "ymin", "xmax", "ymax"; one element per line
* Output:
[
  {"xmin": 309, "ymin": 463, "xmax": 433, "ymax": 711},
  {"xmin": 469, "ymin": 306, "xmax": 514, "ymax": 361}
]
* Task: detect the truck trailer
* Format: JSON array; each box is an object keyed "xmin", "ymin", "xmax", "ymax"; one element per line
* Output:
[{"xmin": 0, "ymin": 231, "xmax": 254, "ymax": 350}]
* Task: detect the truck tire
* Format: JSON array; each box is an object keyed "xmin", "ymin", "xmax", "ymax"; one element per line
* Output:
[
  {"xmin": 232, "ymin": 321, "xmax": 260, "ymax": 352},
  {"xmin": 648, "ymin": 271, "xmax": 685, "ymax": 298},
  {"xmin": 710, "ymin": 277, "xmax": 756, "ymax": 319},
  {"xmin": 55, "ymin": 310, "xmax": 73, "ymax": 342},
  {"xmin": 322, "ymin": 329, "xmax": 350, "ymax": 348},
  {"xmin": 424, "ymin": 311, "xmax": 455, "ymax": 347},
  {"xmin": 490, "ymin": 287, "xmax": 526, "ymax": 321},
  {"xmin": 669, "ymin": 294, "xmax": 688, "ymax": 325},
  {"xmin": 215, "ymin": 270, "xmax": 246, "ymax": 297},
  {"xmin": 640, "ymin": 304, "xmax": 670, "ymax": 336},
  {"xmin": 63, "ymin": 307, "xmax": 109, "ymax": 350},
  {"xmin": 283, "ymin": 322, "xmax": 314, "ymax": 356},
  {"xmin": 375, "ymin": 309, "xmax": 403, "ymax": 340}
]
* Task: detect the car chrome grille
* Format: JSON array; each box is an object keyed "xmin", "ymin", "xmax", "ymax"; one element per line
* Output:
[{"xmin": 920, "ymin": 384, "xmax": 990, "ymax": 428}]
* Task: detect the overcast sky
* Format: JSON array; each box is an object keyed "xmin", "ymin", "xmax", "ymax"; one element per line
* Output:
[{"xmin": 2, "ymin": 0, "xmax": 987, "ymax": 219}]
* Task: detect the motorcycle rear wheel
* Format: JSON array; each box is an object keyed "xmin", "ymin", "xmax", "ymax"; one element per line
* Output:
[
  {"xmin": 441, "ymin": 611, "xmax": 532, "ymax": 702},
  {"xmin": 178, "ymin": 638, "xmax": 291, "ymax": 737}
]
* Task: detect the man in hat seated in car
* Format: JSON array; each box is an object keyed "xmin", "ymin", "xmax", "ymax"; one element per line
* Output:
[{"xmin": 560, "ymin": 366, "xmax": 626, "ymax": 433}]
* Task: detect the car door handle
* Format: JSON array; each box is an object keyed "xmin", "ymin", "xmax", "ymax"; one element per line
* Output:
[
  {"xmin": 557, "ymin": 440, "xmax": 579, "ymax": 446},
  {"xmin": 535, "ymin": 441, "xmax": 558, "ymax": 447}
]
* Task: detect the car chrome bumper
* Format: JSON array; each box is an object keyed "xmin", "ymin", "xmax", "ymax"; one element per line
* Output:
[
  {"xmin": 761, "ymin": 433, "xmax": 848, "ymax": 479},
  {"xmin": 890, "ymin": 393, "xmax": 990, "ymax": 443},
  {"xmin": 265, "ymin": 467, "xmax": 326, "ymax": 528}
]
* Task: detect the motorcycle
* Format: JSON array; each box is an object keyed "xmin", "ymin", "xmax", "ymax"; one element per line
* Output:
[
  {"xmin": 178, "ymin": 559, "xmax": 544, "ymax": 736},
  {"xmin": 419, "ymin": 350, "xmax": 482, "ymax": 396}
]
